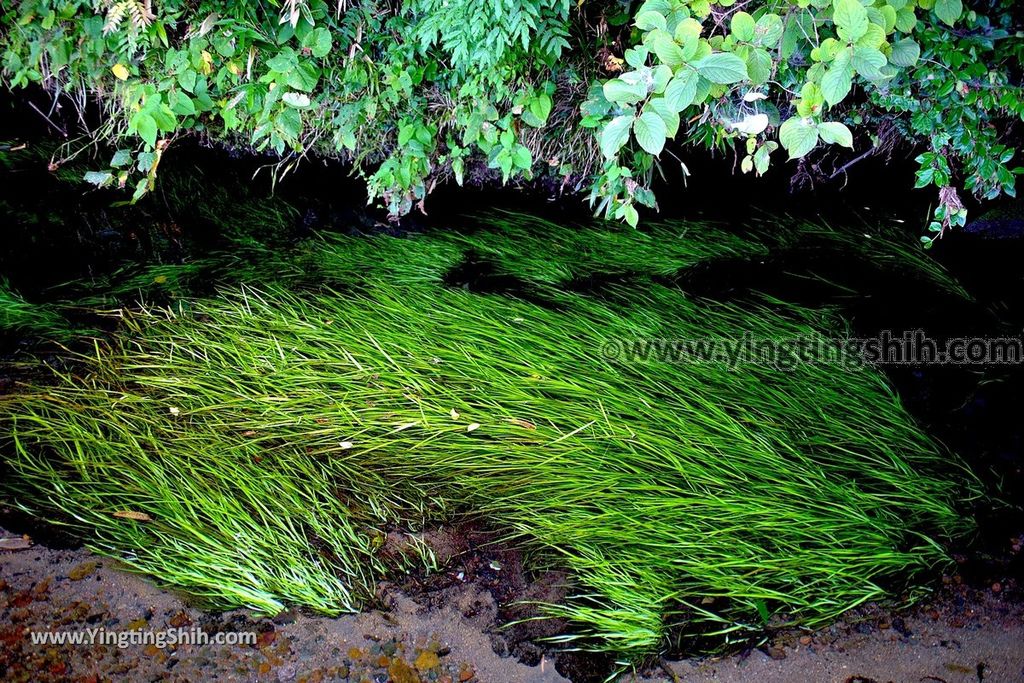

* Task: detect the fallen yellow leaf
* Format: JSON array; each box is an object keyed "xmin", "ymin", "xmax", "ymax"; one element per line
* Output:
[
  {"xmin": 113, "ymin": 510, "xmax": 152, "ymax": 522},
  {"xmin": 112, "ymin": 63, "xmax": 130, "ymax": 80}
]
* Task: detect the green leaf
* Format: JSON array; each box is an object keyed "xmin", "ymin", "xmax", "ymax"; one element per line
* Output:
[
  {"xmin": 177, "ymin": 69, "xmax": 197, "ymax": 93},
  {"xmin": 83, "ymin": 170, "xmax": 113, "ymax": 187},
  {"xmin": 852, "ymin": 46, "xmax": 887, "ymax": 79},
  {"xmin": 818, "ymin": 121, "xmax": 854, "ymax": 148},
  {"xmin": 753, "ymin": 142, "xmax": 775, "ymax": 174},
  {"xmin": 635, "ymin": 10, "xmax": 667, "ymax": 31},
  {"xmin": 276, "ymin": 108, "xmax": 302, "ymax": 139},
  {"xmin": 895, "ymin": 7, "xmax": 917, "ymax": 32},
  {"xmin": 282, "ymin": 92, "xmax": 311, "ymax": 108},
  {"xmin": 879, "ymin": 4, "xmax": 898, "ymax": 32},
  {"xmin": 934, "ymin": 0, "xmax": 962, "ymax": 26},
  {"xmin": 889, "ymin": 38, "xmax": 920, "ymax": 67},
  {"xmin": 664, "ymin": 69, "xmax": 699, "ymax": 111},
  {"xmin": 633, "ymin": 111, "xmax": 668, "ymax": 155},
  {"xmin": 645, "ymin": 29, "xmax": 685, "ymax": 68},
  {"xmin": 674, "ymin": 18, "xmax": 703, "ymax": 59},
  {"xmin": 778, "ymin": 117, "xmax": 819, "ymax": 159},
  {"xmin": 646, "ymin": 97, "xmax": 680, "ymax": 139},
  {"xmin": 731, "ymin": 12, "xmax": 755, "ymax": 42},
  {"xmin": 601, "ymin": 115, "xmax": 635, "ymax": 159},
  {"xmin": 131, "ymin": 112, "xmax": 158, "ymax": 147},
  {"xmin": 652, "ymin": 64, "xmax": 673, "ymax": 94},
  {"xmin": 623, "ymin": 203, "xmax": 639, "ymax": 227},
  {"xmin": 746, "ymin": 49, "xmax": 772, "ymax": 86},
  {"xmin": 528, "ymin": 93, "xmax": 553, "ymax": 126},
  {"xmin": 821, "ymin": 61, "xmax": 853, "ymax": 106},
  {"xmin": 856, "ymin": 22, "xmax": 886, "ymax": 49},
  {"xmin": 171, "ymin": 92, "xmax": 196, "ymax": 116},
  {"xmin": 637, "ymin": 0, "xmax": 671, "ymax": 17},
  {"xmin": 512, "ymin": 145, "xmax": 532, "ymax": 171},
  {"xmin": 286, "ymin": 62, "xmax": 320, "ymax": 92},
  {"xmin": 110, "ymin": 150, "xmax": 132, "ymax": 168},
  {"xmin": 692, "ymin": 53, "xmax": 748, "ymax": 84},
  {"xmin": 303, "ymin": 27, "xmax": 333, "ymax": 58},
  {"xmin": 603, "ymin": 77, "xmax": 648, "ymax": 105},
  {"xmin": 833, "ymin": 0, "xmax": 869, "ymax": 42},
  {"xmin": 753, "ymin": 13, "xmax": 785, "ymax": 48},
  {"xmin": 266, "ymin": 49, "xmax": 298, "ymax": 73}
]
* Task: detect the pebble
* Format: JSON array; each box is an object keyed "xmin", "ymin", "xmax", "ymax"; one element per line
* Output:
[{"xmin": 68, "ymin": 562, "xmax": 98, "ymax": 581}]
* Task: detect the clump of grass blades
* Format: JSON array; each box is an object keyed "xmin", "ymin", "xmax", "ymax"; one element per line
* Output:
[
  {"xmin": 0, "ymin": 280, "xmax": 79, "ymax": 341},
  {"xmin": 436, "ymin": 210, "xmax": 770, "ymax": 286},
  {"xmin": 0, "ymin": 216, "xmax": 981, "ymax": 660}
]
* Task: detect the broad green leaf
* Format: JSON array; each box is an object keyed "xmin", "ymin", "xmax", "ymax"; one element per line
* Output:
[
  {"xmin": 623, "ymin": 203, "xmax": 639, "ymax": 227},
  {"xmin": 601, "ymin": 115, "xmax": 635, "ymax": 158},
  {"xmin": 833, "ymin": 0, "xmax": 869, "ymax": 42},
  {"xmin": 692, "ymin": 53, "xmax": 748, "ymax": 84},
  {"xmin": 753, "ymin": 143, "xmax": 774, "ymax": 174},
  {"xmin": 110, "ymin": 149, "xmax": 133, "ymax": 167},
  {"xmin": 674, "ymin": 19, "xmax": 703, "ymax": 60},
  {"xmin": 753, "ymin": 13, "xmax": 784, "ymax": 47},
  {"xmin": 731, "ymin": 12, "xmax": 755, "ymax": 42},
  {"xmin": 889, "ymin": 38, "xmax": 920, "ymax": 67},
  {"xmin": 895, "ymin": 7, "xmax": 917, "ymax": 32},
  {"xmin": 177, "ymin": 70, "xmax": 197, "ymax": 93},
  {"xmin": 633, "ymin": 111, "xmax": 668, "ymax": 155},
  {"xmin": 934, "ymin": 0, "xmax": 962, "ymax": 26},
  {"xmin": 282, "ymin": 92, "xmax": 311, "ymax": 108},
  {"xmin": 646, "ymin": 97, "xmax": 680, "ymax": 138},
  {"xmin": 746, "ymin": 48, "xmax": 772, "ymax": 85},
  {"xmin": 286, "ymin": 62, "xmax": 320, "ymax": 91},
  {"xmin": 528, "ymin": 93, "xmax": 553, "ymax": 125},
  {"xmin": 664, "ymin": 69, "xmax": 699, "ymax": 111},
  {"xmin": 822, "ymin": 66, "xmax": 853, "ymax": 106},
  {"xmin": 652, "ymin": 64, "xmax": 673, "ymax": 94},
  {"xmin": 635, "ymin": 10, "xmax": 667, "ymax": 31},
  {"xmin": 778, "ymin": 117, "xmax": 819, "ymax": 159},
  {"xmin": 818, "ymin": 121, "xmax": 854, "ymax": 148},
  {"xmin": 856, "ymin": 23, "xmax": 886, "ymax": 49},
  {"xmin": 303, "ymin": 27, "xmax": 333, "ymax": 58},
  {"xmin": 637, "ymin": 0, "xmax": 672, "ymax": 15},
  {"xmin": 171, "ymin": 92, "xmax": 196, "ymax": 116},
  {"xmin": 603, "ymin": 77, "xmax": 648, "ymax": 105},
  {"xmin": 645, "ymin": 29, "xmax": 685, "ymax": 68},
  {"xmin": 879, "ymin": 5, "xmax": 898, "ymax": 32},
  {"xmin": 731, "ymin": 113, "xmax": 769, "ymax": 136},
  {"xmin": 131, "ymin": 111, "xmax": 158, "ymax": 147},
  {"xmin": 83, "ymin": 170, "xmax": 113, "ymax": 187},
  {"xmin": 512, "ymin": 145, "xmax": 532, "ymax": 171},
  {"xmin": 852, "ymin": 46, "xmax": 887, "ymax": 79}
]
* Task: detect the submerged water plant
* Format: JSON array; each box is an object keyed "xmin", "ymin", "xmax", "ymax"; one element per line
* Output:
[{"xmin": 0, "ymin": 216, "xmax": 980, "ymax": 660}]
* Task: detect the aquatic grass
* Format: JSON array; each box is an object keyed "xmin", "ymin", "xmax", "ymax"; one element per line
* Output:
[
  {"xmin": 1, "ymin": 278, "xmax": 979, "ymax": 657},
  {"xmin": 763, "ymin": 216, "xmax": 973, "ymax": 300},
  {"xmin": 0, "ymin": 279, "xmax": 79, "ymax": 341},
  {"xmin": 435, "ymin": 210, "xmax": 770, "ymax": 287},
  {"xmin": 0, "ymin": 214, "xmax": 982, "ymax": 659}
]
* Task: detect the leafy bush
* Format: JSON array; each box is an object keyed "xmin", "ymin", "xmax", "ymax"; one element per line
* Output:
[
  {"xmin": 588, "ymin": 0, "xmax": 1023, "ymax": 240},
  {"xmin": 1, "ymin": 1, "xmax": 1021, "ymax": 239}
]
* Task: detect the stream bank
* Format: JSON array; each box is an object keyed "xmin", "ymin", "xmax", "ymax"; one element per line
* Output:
[{"xmin": 3, "ymin": 525, "xmax": 1022, "ymax": 683}]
